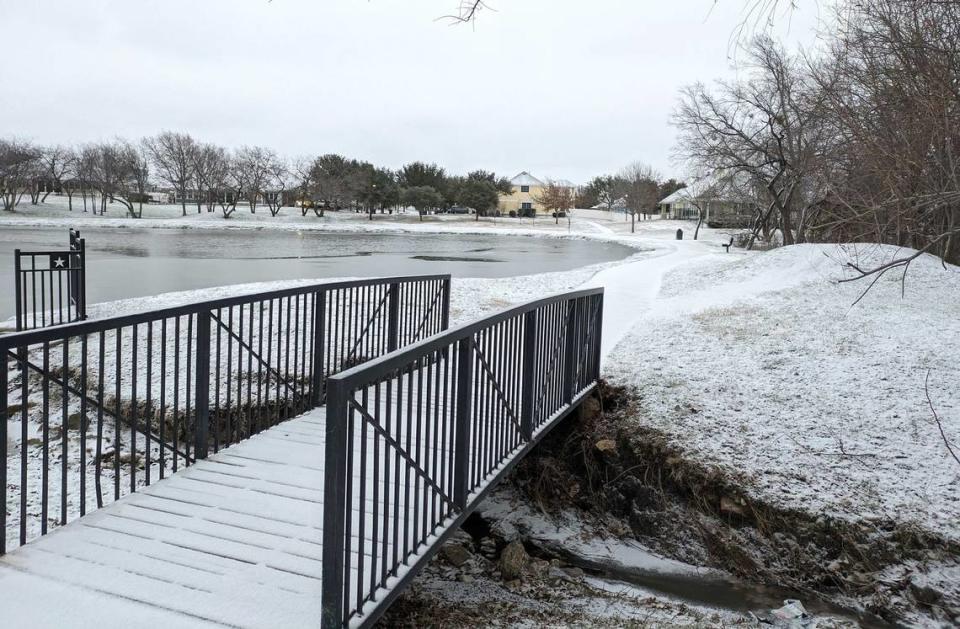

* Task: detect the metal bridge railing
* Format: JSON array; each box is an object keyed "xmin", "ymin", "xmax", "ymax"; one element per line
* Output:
[
  {"xmin": 322, "ymin": 287, "xmax": 604, "ymax": 628},
  {"xmin": 0, "ymin": 274, "xmax": 450, "ymax": 554}
]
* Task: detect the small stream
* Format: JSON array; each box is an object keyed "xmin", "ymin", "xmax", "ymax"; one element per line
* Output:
[
  {"xmin": 529, "ymin": 536, "xmax": 890, "ymax": 628},
  {"xmin": 470, "ymin": 501, "xmax": 891, "ymax": 628}
]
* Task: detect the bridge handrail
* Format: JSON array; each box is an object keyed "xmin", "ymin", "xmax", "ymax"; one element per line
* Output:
[
  {"xmin": 0, "ymin": 274, "xmax": 451, "ymax": 555},
  {"xmin": 322, "ymin": 287, "xmax": 604, "ymax": 628},
  {"xmin": 0, "ymin": 274, "xmax": 450, "ymax": 349}
]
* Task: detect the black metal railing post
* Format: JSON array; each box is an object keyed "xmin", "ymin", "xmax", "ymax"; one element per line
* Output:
[
  {"xmin": 452, "ymin": 335, "xmax": 474, "ymax": 510},
  {"xmin": 387, "ymin": 282, "xmax": 400, "ymax": 352},
  {"xmin": 14, "ymin": 249, "xmax": 22, "ymax": 332},
  {"xmin": 592, "ymin": 295, "xmax": 604, "ymax": 379},
  {"xmin": 441, "ymin": 277, "xmax": 452, "ymax": 330},
  {"xmin": 78, "ymin": 237, "xmax": 87, "ymax": 321},
  {"xmin": 311, "ymin": 289, "xmax": 327, "ymax": 407},
  {"xmin": 321, "ymin": 377, "xmax": 349, "ymax": 629},
  {"xmin": 562, "ymin": 300, "xmax": 577, "ymax": 404},
  {"xmin": 0, "ymin": 354, "xmax": 7, "ymax": 555},
  {"xmin": 194, "ymin": 311, "xmax": 211, "ymax": 459},
  {"xmin": 519, "ymin": 309, "xmax": 537, "ymax": 440}
]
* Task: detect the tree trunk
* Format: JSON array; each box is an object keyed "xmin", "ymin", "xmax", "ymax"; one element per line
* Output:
[
  {"xmin": 180, "ymin": 196, "xmax": 186, "ymax": 217},
  {"xmin": 781, "ymin": 207, "xmax": 795, "ymax": 245}
]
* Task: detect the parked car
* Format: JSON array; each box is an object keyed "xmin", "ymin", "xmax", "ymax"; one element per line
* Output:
[{"xmin": 447, "ymin": 206, "xmax": 471, "ymax": 215}]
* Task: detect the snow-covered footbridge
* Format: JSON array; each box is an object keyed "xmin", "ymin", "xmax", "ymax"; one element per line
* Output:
[{"xmin": 0, "ymin": 275, "xmax": 603, "ymax": 628}]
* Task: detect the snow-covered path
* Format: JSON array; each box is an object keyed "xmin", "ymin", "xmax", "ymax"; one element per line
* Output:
[{"xmin": 583, "ymin": 240, "xmax": 716, "ymax": 362}]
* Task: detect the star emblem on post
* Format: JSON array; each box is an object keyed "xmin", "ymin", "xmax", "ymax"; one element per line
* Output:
[{"xmin": 50, "ymin": 254, "xmax": 68, "ymax": 269}]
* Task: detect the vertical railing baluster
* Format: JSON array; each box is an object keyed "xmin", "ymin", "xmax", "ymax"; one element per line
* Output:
[
  {"xmin": 61, "ymin": 337, "xmax": 69, "ymax": 523},
  {"xmin": 213, "ymin": 311, "xmax": 221, "ymax": 451},
  {"xmin": 453, "ymin": 336, "xmax": 473, "ymax": 510},
  {"xmin": 387, "ymin": 282, "xmax": 400, "ymax": 353},
  {"xmin": 14, "ymin": 251, "xmax": 22, "ymax": 331},
  {"xmin": 312, "ymin": 290, "xmax": 326, "ymax": 406},
  {"xmin": 593, "ymin": 295, "xmax": 604, "ymax": 380},
  {"xmin": 0, "ymin": 348, "xmax": 7, "ymax": 554},
  {"xmin": 114, "ymin": 331, "xmax": 121, "ymax": 500},
  {"xmin": 195, "ymin": 311, "xmax": 211, "ymax": 459},
  {"xmin": 145, "ymin": 324, "xmax": 152, "ymax": 483},
  {"xmin": 96, "ymin": 333, "xmax": 105, "ymax": 506},
  {"xmin": 79, "ymin": 236, "xmax": 87, "ymax": 321},
  {"xmin": 19, "ymin": 346, "xmax": 28, "ymax": 545},
  {"xmin": 159, "ymin": 321, "xmax": 167, "ymax": 478},
  {"xmin": 321, "ymin": 377, "xmax": 348, "ymax": 629},
  {"xmin": 130, "ymin": 329, "xmax": 137, "ymax": 493},
  {"xmin": 562, "ymin": 299, "xmax": 577, "ymax": 404},
  {"xmin": 41, "ymin": 342, "xmax": 49, "ymax": 534},
  {"xmin": 173, "ymin": 319, "xmax": 180, "ymax": 472},
  {"xmin": 441, "ymin": 277, "xmax": 451, "ymax": 332},
  {"xmin": 80, "ymin": 334, "xmax": 88, "ymax": 515}
]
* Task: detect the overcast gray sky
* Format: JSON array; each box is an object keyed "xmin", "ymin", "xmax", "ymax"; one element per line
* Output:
[{"xmin": 0, "ymin": 0, "xmax": 826, "ymax": 183}]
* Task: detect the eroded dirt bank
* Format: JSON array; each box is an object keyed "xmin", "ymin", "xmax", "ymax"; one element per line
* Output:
[{"xmin": 382, "ymin": 384, "xmax": 959, "ymax": 627}]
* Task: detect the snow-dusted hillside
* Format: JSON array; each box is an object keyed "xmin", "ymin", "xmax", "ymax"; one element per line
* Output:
[{"xmin": 608, "ymin": 244, "xmax": 960, "ymax": 542}]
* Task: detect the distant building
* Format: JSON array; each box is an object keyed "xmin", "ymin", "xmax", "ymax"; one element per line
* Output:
[
  {"xmin": 497, "ymin": 171, "xmax": 577, "ymax": 216},
  {"xmin": 656, "ymin": 187, "xmax": 754, "ymax": 228}
]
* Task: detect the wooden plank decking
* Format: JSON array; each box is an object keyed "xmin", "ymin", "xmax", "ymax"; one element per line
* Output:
[{"xmin": 0, "ymin": 412, "xmax": 332, "ymax": 629}]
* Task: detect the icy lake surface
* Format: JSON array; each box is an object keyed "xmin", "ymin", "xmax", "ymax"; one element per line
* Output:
[{"xmin": 0, "ymin": 226, "xmax": 633, "ymax": 319}]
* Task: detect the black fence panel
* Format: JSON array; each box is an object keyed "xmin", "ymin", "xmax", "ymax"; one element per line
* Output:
[
  {"xmin": 321, "ymin": 287, "xmax": 603, "ymax": 628},
  {"xmin": 14, "ymin": 229, "xmax": 86, "ymax": 331},
  {"xmin": 0, "ymin": 274, "xmax": 450, "ymax": 555}
]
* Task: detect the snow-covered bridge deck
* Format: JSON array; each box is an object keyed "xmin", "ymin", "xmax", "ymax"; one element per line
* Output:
[
  {"xmin": 0, "ymin": 411, "xmax": 330, "ymax": 629},
  {"xmin": 0, "ymin": 277, "xmax": 604, "ymax": 628}
]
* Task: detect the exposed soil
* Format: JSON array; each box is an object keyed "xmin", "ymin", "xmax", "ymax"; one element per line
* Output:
[{"xmin": 506, "ymin": 382, "xmax": 960, "ymax": 627}]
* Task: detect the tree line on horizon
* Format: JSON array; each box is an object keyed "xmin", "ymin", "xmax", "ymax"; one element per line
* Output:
[
  {"xmin": 0, "ymin": 132, "xmax": 690, "ymax": 226},
  {"xmin": 0, "ymin": 133, "xmax": 524, "ymax": 222}
]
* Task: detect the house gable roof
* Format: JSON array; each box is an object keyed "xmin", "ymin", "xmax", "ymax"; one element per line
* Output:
[{"xmin": 510, "ymin": 171, "xmax": 545, "ymax": 187}]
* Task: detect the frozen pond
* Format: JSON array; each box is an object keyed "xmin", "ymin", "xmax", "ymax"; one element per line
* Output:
[{"xmin": 0, "ymin": 227, "xmax": 633, "ymax": 320}]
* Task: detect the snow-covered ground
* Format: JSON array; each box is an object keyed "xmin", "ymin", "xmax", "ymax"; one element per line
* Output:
[
  {"xmin": 606, "ymin": 244, "xmax": 960, "ymax": 543},
  {"xmin": 5, "ymin": 198, "xmax": 959, "ymax": 622},
  {"xmin": 7, "ymin": 202, "xmax": 957, "ymax": 543}
]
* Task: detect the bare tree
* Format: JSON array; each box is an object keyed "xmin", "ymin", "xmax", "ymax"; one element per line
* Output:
[
  {"xmin": 620, "ymin": 162, "xmax": 661, "ymax": 233},
  {"xmin": 40, "ymin": 145, "xmax": 76, "ymax": 205},
  {"xmin": 143, "ymin": 131, "xmax": 197, "ymax": 216},
  {"xmin": 293, "ymin": 156, "xmax": 323, "ymax": 217},
  {"xmin": 673, "ymin": 36, "xmax": 833, "ymax": 248},
  {"xmin": 813, "ymin": 0, "xmax": 960, "ymax": 274},
  {"xmin": 0, "ymin": 139, "xmax": 41, "ymax": 212},
  {"xmin": 535, "ymin": 180, "xmax": 575, "ymax": 226},
  {"xmin": 85, "ymin": 141, "xmax": 143, "ymax": 218},
  {"xmin": 234, "ymin": 146, "xmax": 275, "ymax": 213},
  {"xmin": 127, "ymin": 145, "xmax": 151, "ymax": 218},
  {"xmin": 76, "ymin": 145, "xmax": 99, "ymax": 214},
  {"xmin": 191, "ymin": 143, "xmax": 222, "ymax": 213},
  {"xmin": 264, "ymin": 156, "xmax": 290, "ymax": 217}
]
